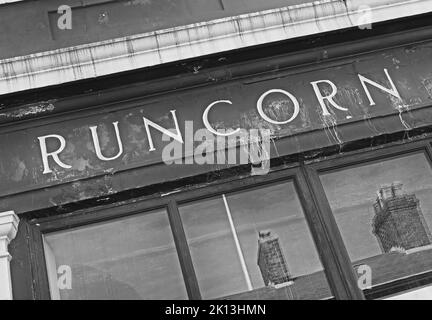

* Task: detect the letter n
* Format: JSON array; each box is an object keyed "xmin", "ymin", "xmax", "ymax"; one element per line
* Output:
[
  {"xmin": 143, "ymin": 110, "xmax": 183, "ymax": 152},
  {"xmin": 358, "ymin": 68, "xmax": 402, "ymax": 106}
]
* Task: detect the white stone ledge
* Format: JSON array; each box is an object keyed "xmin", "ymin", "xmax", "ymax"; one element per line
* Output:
[
  {"xmin": 0, "ymin": 0, "xmax": 431, "ymax": 95},
  {"xmin": 0, "ymin": 211, "xmax": 19, "ymax": 300},
  {"xmin": 0, "ymin": 0, "xmax": 24, "ymax": 4}
]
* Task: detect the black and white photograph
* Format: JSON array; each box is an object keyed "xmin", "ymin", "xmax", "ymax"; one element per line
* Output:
[{"xmin": 1, "ymin": 0, "xmax": 432, "ymax": 311}]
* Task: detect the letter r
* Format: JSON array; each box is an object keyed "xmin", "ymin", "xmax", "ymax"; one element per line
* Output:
[{"xmin": 38, "ymin": 134, "xmax": 72, "ymax": 174}]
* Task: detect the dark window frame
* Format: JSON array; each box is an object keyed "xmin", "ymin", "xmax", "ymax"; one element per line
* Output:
[
  {"xmin": 16, "ymin": 138, "xmax": 432, "ymax": 301},
  {"xmin": 19, "ymin": 164, "xmax": 362, "ymax": 300},
  {"xmin": 304, "ymin": 139, "xmax": 432, "ymax": 300}
]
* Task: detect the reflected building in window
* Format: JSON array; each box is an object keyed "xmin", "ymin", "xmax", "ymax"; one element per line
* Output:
[
  {"xmin": 372, "ymin": 182, "xmax": 432, "ymax": 253},
  {"xmin": 257, "ymin": 230, "xmax": 293, "ymax": 289}
]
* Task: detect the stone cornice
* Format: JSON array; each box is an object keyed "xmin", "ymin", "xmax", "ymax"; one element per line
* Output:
[
  {"xmin": 0, "ymin": 211, "xmax": 19, "ymax": 243},
  {"xmin": 0, "ymin": 0, "xmax": 431, "ymax": 95}
]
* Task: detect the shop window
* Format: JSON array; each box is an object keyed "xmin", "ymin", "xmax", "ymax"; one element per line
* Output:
[
  {"xmin": 384, "ymin": 284, "xmax": 432, "ymax": 300},
  {"xmin": 320, "ymin": 152, "xmax": 432, "ymax": 298},
  {"xmin": 178, "ymin": 181, "xmax": 331, "ymax": 300},
  {"xmin": 43, "ymin": 209, "xmax": 187, "ymax": 300}
]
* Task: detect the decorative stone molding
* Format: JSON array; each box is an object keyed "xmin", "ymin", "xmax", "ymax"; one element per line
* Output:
[
  {"xmin": 0, "ymin": 0, "xmax": 431, "ymax": 95},
  {"xmin": 0, "ymin": 0, "xmax": 23, "ymax": 4},
  {"xmin": 0, "ymin": 211, "xmax": 19, "ymax": 300}
]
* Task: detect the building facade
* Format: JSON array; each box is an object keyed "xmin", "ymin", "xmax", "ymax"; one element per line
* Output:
[
  {"xmin": 257, "ymin": 230, "xmax": 292, "ymax": 287},
  {"xmin": 2, "ymin": 0, "xmax": 432, "ymax": 300},
  {"xmin": 373, "ymin": 183, "xmax": 432, "ymax": 253}
]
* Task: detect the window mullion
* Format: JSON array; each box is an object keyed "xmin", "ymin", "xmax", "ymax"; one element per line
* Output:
[
  {"xmin": 296, "ymin": 165, "xmax": 365, "ymax": 300},
  {"xmin": 167, "ymin": 199, "xmax": 202, "ymax": 300}
]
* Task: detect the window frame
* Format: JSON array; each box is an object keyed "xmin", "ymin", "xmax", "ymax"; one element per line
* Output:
[
  {"xmin": 304, "ymin": 138, "xmax": 432, "ymax": 300},
  {"xmin": 19, "ymin": 135, "xmax": 432, "ymax": 300},
  {"xmin": 22, "ymin": 164, "xmax": 362, "ymax": 300}
]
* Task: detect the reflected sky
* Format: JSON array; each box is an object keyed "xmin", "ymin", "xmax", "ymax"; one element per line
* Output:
[
  {"xmin": 321, "ymin": 153, "xmax": 432, "ymax": 262},
  {"xmin": 44, "ymin": 209, "xmax": 187, "ymax": 300},
  {"xmin": 180, "ymin": 181, "xmax": 327, "ymax": 299}
]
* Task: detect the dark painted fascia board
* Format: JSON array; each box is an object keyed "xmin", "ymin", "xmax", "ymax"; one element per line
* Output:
[{"xmin": 1, "ymin": 11, "xmax": 432, "ymax": 125}]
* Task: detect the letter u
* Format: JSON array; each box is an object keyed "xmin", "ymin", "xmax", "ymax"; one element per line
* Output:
[{"xmin": 89, "ymin": 121, "xmax": 124, "ymax": 161}]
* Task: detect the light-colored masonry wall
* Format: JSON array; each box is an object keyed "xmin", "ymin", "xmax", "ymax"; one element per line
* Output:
[{"xmin": 0, "ymin": 0, "xmax": 431, "ymax": 95}]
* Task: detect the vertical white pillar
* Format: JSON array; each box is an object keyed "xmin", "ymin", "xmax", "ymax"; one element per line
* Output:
[
  {"xmin": 0, "ymin": 211, "xmax": 19, "ymax": 300},
  {"xmin": 222, "ymin": 194, "xmax": 253, "ymax": 291}
]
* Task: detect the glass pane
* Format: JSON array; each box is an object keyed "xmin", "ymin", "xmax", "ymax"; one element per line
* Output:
[
  {"xmin": 179, "ymin": 181, "xmax": 331, "ymax": 300},
  {"xmin": 384, "ymin": 284, "xmax": 432, "ymax": 300},
  {"xmin": 320, "ymin": 153, "xmax": 432, "ymax": 295},
  {"xmin": 44, "ymin": 209, "xmax": 187, "ymax": 300}
]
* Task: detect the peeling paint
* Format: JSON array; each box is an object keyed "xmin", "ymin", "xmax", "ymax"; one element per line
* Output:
[
  {"xmin": 319, "ymin": 111, "xmax": 343, "ymax": 145},
  {"xmin": 10, "ymin": 157, "xmax": 27, "ymax": 182},
  {"xmin": 421, "ymin": 77, "xmax": 432, "ymax": 99},
  {"xmin": 124, "ymin": 0, "xmax": 152, "ymax": 6},
  {"xmin": 396, "ymin": 105, "xmax": 412, "ymax": 131},
  {"xmin": 0, "ymin": 102, "xmax": 55, "ymax": 120},
  {"xmin": 98, "ymin": 11, "xmax": 109, "ymax": 25},
  {"xmin": 3, "ymin": 40, "xmax": 432, "ymax": 208}
]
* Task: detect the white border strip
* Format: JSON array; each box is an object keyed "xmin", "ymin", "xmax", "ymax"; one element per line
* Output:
[
  {"xmin": 0, "ymin": 0, "xmax": 431, "ymax": 95},
  {"xmin": 0, "ymin": 211, "xmax": 19, "ymax": 300}
]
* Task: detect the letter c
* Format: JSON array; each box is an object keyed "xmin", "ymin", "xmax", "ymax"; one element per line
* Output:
[{"xmin": 202, "ymin": 100, "xmax": 240, "ymax": 136}]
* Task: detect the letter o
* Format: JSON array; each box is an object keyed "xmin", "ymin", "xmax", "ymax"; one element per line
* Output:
[{"xmin": 257, "ymin": 89, "xmax": 300, "ymax": 125}]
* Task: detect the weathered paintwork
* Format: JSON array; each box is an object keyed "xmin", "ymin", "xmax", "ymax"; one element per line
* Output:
[
  {"xmin": 2, "ymin": 40, "xmax": 432, "ymax": 213},
  {"xmin": 0, "ymin": 0, "xmax": 312, "ymax": 59}
]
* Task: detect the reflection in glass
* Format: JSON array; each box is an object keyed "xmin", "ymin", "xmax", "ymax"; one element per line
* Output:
[
  {"xmin": 179, "ymin": 181, "xmax": 331, "ymax": 300},
  {"xmin": 44, "ymin": 209, "xmax": 187, "ymax": 300},
  {"xmin": 384, "ymin": 284, "xmax": 432, "ymax": 300},
  {"xmin": 320, "ymin": 153, "xmax": 432, "ymax": 293}
]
